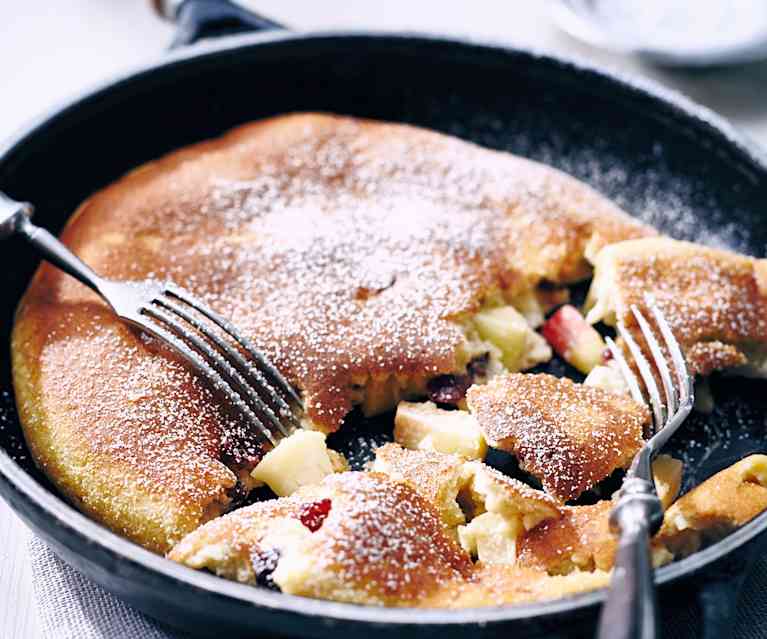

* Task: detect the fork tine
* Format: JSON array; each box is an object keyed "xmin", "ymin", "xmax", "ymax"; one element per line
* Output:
[
  {"xmin": 631, "ymin": 304, "xmax": 675, "ymax": 418},
  {"xmin": 605, "ymin": 336, "xmax": 645, "ymax": 406},
  {"xmin": 164, "ymin": 283, "xmax": 302, "ymax": 409},
  {"xmin": 136, "ymin": 313, "xmax": 278, "ymax": 446},
  {"xmin": 142, "ymin": 303, "xmax": 287, "ymax": 441},
  {"xmin": 617, "ymin": 319, "xmax": 665, "ymax": 433},
  {"xmin": 152, "ymin": 296, "xmax": 295, "ymax": 436},
  {"xmin": 647, "ymin": 301, "xmax": 695, "ymax": 413},
  {"xmin": 632, "ymin": 304, "xmax": 677, "ymax": 417}
]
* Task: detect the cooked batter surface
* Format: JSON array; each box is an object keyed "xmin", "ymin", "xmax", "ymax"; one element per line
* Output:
[{"xmin": 12, "ymin": 113, "xmax": 651, "ymax": 552}]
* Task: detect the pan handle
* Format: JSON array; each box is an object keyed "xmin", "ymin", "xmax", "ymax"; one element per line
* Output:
[{"xmin": 151, "ymin": 0, "xmax": 286, "ymax": 48}]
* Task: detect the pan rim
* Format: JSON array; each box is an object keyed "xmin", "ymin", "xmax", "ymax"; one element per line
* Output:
[{"xmin": 1, "ymin": 28, "xmax": 767, "ymax": 629}]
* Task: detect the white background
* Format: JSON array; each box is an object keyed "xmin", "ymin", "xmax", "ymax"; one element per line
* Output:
[{"xmin": 2, "ymin": 2, "xmax": 767, "ymax": 637}]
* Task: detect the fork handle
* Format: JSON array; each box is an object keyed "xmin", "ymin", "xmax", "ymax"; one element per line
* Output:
[
  {"xmin": 597, "ymin": 479, "xmax": 663, "ymax": 639},
  {"xmin": 0, "ymin": 192, "xmax": 104, "ymax": 293}
]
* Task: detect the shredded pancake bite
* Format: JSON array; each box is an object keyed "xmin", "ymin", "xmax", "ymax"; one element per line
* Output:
[
  {"xmin": 167, "ymin": 498, "xmax": 303, "ymax": 584},
  {"xmin": 424, "ymin": 564, "xmax": 611, "ymax": 608},
  {"xmin": 457, "ymin": 462, "xmax": 561, "ymax": 563},
  {"xmin": 372, "ymin": 444, "xmax": 560, "ymax": 564},
  {"xmin": 372, "ymin": 444, "xmax": 471, "ymax": 528},
  {"xmin": 585, "ymin": 237, "xmax": 767, "ymax": 376},
  {"xmin": 657, "ymin": 454, "xmax": 767, "ymax": 558},
  {"xmin": 517, "ymin": 502, "xmax": 615, "ymax": 574},
  {"xmin": 466, "ymin": 373, "xmax": 648, "ymax": 503},
  {"xmin": 170, "ymin": 471, "xmax": 471, "ymax": 605},
  {"xmin": 516, "ymin": 502, "xmax": 672, "ymax": 574},
  {"xmin": 516, "ymin": 455, "xmax": 681, "ymax": 574}
]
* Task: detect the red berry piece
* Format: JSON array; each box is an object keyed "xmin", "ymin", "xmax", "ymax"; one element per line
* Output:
[{"xmin": 298, "ymin": 498, "xmax": 332, "ymax": 532}]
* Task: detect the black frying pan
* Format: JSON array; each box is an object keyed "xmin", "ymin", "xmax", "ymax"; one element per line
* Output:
[{"xmin": 1, "ymin": 2, "xmax": 767, "ymax": 637}]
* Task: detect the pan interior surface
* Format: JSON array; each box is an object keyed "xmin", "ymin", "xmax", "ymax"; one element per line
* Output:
[{"xmin": 1, "ymin": 32, "xmax": 767, "ymax": 637}]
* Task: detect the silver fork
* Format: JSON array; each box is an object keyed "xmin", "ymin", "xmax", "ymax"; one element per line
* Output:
[
  {"xmin": 596, "ymin": 297, "xmax": 695, "ymax": 639},
  {"xmin": 1, "ymin": 192, "xmax": 302, "ymax": 446}
]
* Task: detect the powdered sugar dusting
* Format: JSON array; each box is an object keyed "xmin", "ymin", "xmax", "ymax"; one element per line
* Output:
[
  {"xmin": 602, "ymin": 238, "xmax": 767, "ymax": 375},
  {"xmin": 467, "ymin": 373, "xmax": 648, "ymax": 502},
  {"xmin": 29, "ymin": 113, "xmax": 649, "ymax": 441}
]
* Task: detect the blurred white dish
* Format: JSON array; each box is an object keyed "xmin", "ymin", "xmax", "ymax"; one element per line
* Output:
[{"xmin": 551, "ymin": 0, "xmax": 767, "ymax": 66}]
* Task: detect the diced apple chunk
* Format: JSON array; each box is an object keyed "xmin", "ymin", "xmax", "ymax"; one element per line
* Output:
[
  {"xmin": 510, "ymin": 290, "xmax": 545, "ymax": 328},
  {"xmin": 584, "ymin": 364, "xmax": 629, "ymax": 396},
  {"xmin": 251, "ymin": 430, "xmax": 334, "ymax": 496},
  {"xmin": 542, "ymin": 305, "xmax": 606, "ymax": 374},
  {"xmin": 394, "ymin": 401, "xmax": 487, "ymax": 460},
  {"xmin": 458, "ymin": 511, "xmax": 522, "ymax": 564},
  {"xmin": 653, "ymin": 454, "xmax": 683, "ymax": 511},
  {"xmin": 473, "ymin": 306, "xmax": 531, "ymax": 370}
]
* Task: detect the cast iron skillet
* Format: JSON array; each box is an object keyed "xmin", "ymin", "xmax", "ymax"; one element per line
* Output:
[{"xmin": 1, "ymin": 2, "xmax": 767, "ymax": 637}]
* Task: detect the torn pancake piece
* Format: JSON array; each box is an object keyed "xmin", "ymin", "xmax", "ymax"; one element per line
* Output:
[
  {"xmin": 516, "ymin": 501, "xmax": 673, "ymax": 575},
  {"xmin": 467, "ymin": 373, "xmax": 648, "ymax": 502},
  {"xmin": 423, "ymin": 564, "xmax": 611, "ymax": 608},
  {"xmin": 516, "ymin": 454, "xmax": 681, "ymax": 574},
  {"xmin": 169, "ymin": 471, "xmax": 472, "ymax": 606},
  {"xmin": 585, "ymin": 237, "xmax": 767, "ymax": 376},
  {"xmin": 372, "ymin": 444, "xmax": 560, "ymax": 563},
  {"xmin": 372, "ymin": 444, "xmax": 471, "ymax": 528},
  {"xmin": 657, "ymin": 454, "xmax": 767, "ymax": 558}
]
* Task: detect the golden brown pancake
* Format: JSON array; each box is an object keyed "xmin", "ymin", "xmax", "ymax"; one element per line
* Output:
[
  {"xmin": 169, "ymin": 470, "xmax": 607, "ymax": 608},
  {"xmin": 657, "ymin": 454, "xmax": 767, "ymax": 557},
  {"xmin": 516, "ymin": 454, "xmax": 682, "ymax": 574},
  {"xmin": 466, "ymin": 373, "xmax": 649, "ymax": 502},
  {"xmin": 372, "ymin": 443, "xmax": 560, "ymax": 532},
  {"xmin": 586, "ymin": 237, "xmax": 767, "ymax": 375},
  {"xmin": 12, "ymin": 113, "xmax": 652, "ymax": 552},
  {"xmin": 516, "ymin": 501, "xmax": 616, "ymax": 574},
  {"xmin": 169, "ymin": 472, "xmax": 472, "ymax": 606},
  {"xmin": 422, "ymin": 563, "xmax": 611, "ymax": 608},
  {"xmin": 372, "ymin": 443, "xmax": 471, "ymax": 528}
]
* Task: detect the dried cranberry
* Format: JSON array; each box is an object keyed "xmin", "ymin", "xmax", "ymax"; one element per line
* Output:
[
  {"xmin": 251, "ymin": 548, "xmax": 281, "ymax": 591},
  {"xmin": 602, "ymin": 348, "xmax": 614, "ymax": 363},
  {"xmin": 427, "ymin": 374, "xmax": 471, "ymax": 405},
  {"xmin": 298, "ymin": 498, "xmax": 332, "ymax": 532},
  {"xmin": 467, "ymin": 353, "xmax": 490, "ymax": 380}
]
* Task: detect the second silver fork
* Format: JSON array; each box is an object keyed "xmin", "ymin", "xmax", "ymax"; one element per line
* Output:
[{"xmin": 596, "ymin": 297, "xmax": 695, "ymax": 639}]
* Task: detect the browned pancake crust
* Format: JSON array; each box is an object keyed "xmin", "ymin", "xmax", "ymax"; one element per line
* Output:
[
  {"xmin": 170, "ymin": 472, "xmax": 472, "ymax": 605},
  {"xmin": 517, "ymin": 456, "xmax": 683, "ymax": 574},
  {"xmin": 657, "ymin": 454, "xmax": 767, "ymax": 556},
  {"xmin": 517, "ymin": 502, "xmax": 615, "ymax": 573},
  {"xmin": 467, "ymin": 373, "xmax": 648, "ymax": 502},
  {"xmin": 423, "ymin": 563, "xmax": 610, "ymax": 608},
  {"xmin": 373, "ymin": 443, "xmax": 560, "ymax": 529},
  {"xmin": 166, "ymin": 498, "xmax": 302, "ymax": 582},
  {"xmin": 170, "ymin": 470, "xmax": 609, "ymax": 608},
  {"xmin": 372, "ymin": 443, "xmax": 469, "ymax": 527},
  {"xmin": 587, "ymin": 238, "xmax": 767, "ymax": 375},
  {"xmin": 12, "ymin": 113, "xmax": 651, "ymax": 551}
]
